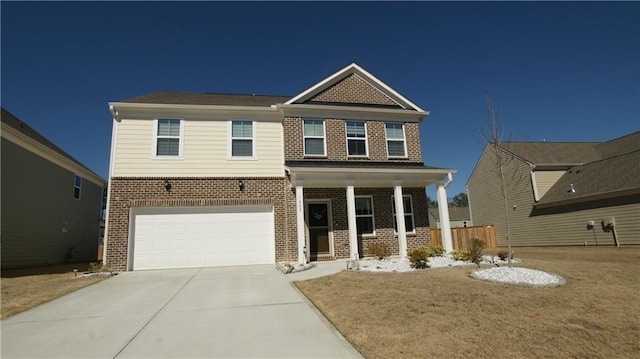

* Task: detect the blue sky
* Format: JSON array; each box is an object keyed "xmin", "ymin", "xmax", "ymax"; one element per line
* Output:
[{"xmin": 2, "ymin": 1, "xmax": 639, "ymax": 199}]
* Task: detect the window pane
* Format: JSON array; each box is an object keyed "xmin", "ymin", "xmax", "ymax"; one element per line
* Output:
[
  {"xmin": 232, "ymin": 121, "xmax": 252, "ymax": 138},
  {"xmin": 346, "ymin": 122, "xmax": 365, "ymax": 138},
  {"xmin": 74, "ymin": 187, "xmax": 81, "ymax": 199},
  {"xmin": 356, "ymin": 217, "xmax": 374, "ymax": 235},
  {"xmin": 405, "ymin": 215, "xmax": 414, "ymax": 232},
  {"xmin": 157, "ymin": 138, "xmax": 180, "ymax": 156},
  {"xmin": 355, "ymin": 197, "xmax": 372, "ymax": 215},
  {"xmin": 74, "ymin": 175, "xmax": 82, "ymax": 187},
  {"xmin": 303, "ymin": 120, "xmax": 324, "ymax": 136},
  {"xmin": 158, "ymin": 119, "xmax": 180, "ymax": 136},
  {"xmin": 304, "ymin": 138, "xmax": 325, "ymax": 155},
  {"xmin": 404, "ymin": 197, "xmax": 413, "ymax": 213},
  {"xmin": 385, "ymin": 123, "xmax": 404, "ymax": 139},
  {"xmin": 232, "ymin": 139, "xmax": 253, "ymax": 156},
  {"xmin": 387, "ymin": 141, "xmax": 406, "ymax": 157},
  {"xmin": 348, "ymin": 139, "xmax": 367, "ymax": 156}
]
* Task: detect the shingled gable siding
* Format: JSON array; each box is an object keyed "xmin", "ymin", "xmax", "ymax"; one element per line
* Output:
[
  {"xmin": 301, "ymin": 187, "xmax": 430, "ymax": 258},
  {"xmin": 308, "ymin": 73, "xmax": 398, "ymax": 106},
  {"xmin": 283, "ymin": 117, "xmax": 423, "ymax": 162},
  {"xmin": 105, "ymin": 177, "xmax": 295, "ymax": 270}
]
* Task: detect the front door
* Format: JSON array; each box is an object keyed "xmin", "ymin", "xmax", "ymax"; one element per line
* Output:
[{"xmin": 306, "ymin": 201, "xmax": 332, "ymax": 260}]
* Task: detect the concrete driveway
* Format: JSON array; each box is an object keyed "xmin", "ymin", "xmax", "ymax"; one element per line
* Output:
[{"xmin": 1, "ymin": 265, "xmax": 361, "ymax": 358}]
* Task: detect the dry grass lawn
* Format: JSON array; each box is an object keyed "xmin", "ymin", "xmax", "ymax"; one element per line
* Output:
[
  {"xmin": 1, "ymin": 262, "xmax": 109, "ymax": 319},
  {"xmin": 295, "ymin": 247, "xmax": 640, "ymax": 359}
]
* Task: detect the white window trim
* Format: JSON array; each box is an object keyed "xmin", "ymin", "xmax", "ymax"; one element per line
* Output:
[
  {"xmin": 227, "ymin": 120, "xmax": 257, "ymax": 160},
  {"xmin": 73, "ymin": 175, "xmax": 82, "ymax": 200},
  {"xmin": 345, "ymin": 121, "xmax": 368, "ymax": 157},
  {"xmin": 392, "ymin": 194, "xmax": 416, "ymax": 235},
  {"xmin": 152, "ymin": 118, "xmax": 184, "ymax": 159},
  {"xmin": 303, "ymin": 119, "xmax": 327, "ymax": 157},
  {"xmin": 355, "ymin": 195, "xmax": 376, "ymax": 237},
  {"xmin": 385, "ymin": 122, "xmax": 408, "ymax": 158}
]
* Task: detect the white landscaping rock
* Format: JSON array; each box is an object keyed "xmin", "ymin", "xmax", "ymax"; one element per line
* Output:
[{"xmin": 471, "ymin": 267, "xmax": 566, "ymax": 287}]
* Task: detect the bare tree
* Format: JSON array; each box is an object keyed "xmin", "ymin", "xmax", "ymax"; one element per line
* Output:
[{"xmin": 479, "ymin": 94, "xmax": 528, "ymax": 267}]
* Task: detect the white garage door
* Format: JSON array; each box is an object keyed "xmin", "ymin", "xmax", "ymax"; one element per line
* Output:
[{"xmin": 131, "ymin": 206, "xmax": 274, "ymax": 270}]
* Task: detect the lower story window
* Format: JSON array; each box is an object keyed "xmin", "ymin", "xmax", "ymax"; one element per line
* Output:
[
  {"xmin": 392, "ymin": 195, "xmax": 415, "ymax": 233},
  {"xmin": 355, "ymin": 196, "xmax": 375, "ymax": 235}
]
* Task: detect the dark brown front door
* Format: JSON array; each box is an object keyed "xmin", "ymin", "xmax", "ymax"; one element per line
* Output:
[{"xmin": 307, "ymin": 202, "xmax": 331, "ymax": 260}]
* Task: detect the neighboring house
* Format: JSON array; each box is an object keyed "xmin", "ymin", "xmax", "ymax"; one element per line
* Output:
[
  {"xmin": 467, "ymin": 132, "xmax": 640, "ymax": 247},
  {"xmin": 428, "ymin": 207, "xmax": 472, "ymax": 228},
  {"xmin": 105, "ymin": 63, "xmax": 457, "ymax": 271},
  {"xmin": 1, "ymin": 108, "xmax": 107, "ymax": 269}
]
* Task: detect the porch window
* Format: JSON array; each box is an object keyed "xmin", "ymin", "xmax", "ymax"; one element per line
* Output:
[
  {"xmin": 392, "ymin": 195, "xmax": 415, "ymax": 233},
  {"xmin": 303, "ymin": 119, "xmax": 325, "ymax": 156},
  {"xmin": 346, "ymin": 121, "xmax": 367, "ymax": 156},
  {"xmin": 230, "ymin": 120, "xmax": 255, "ymax": 158},
  {"xmin": 355, "ymin": 196, "xmax": 375, "ymax": 235},
  {"xmin": 385, "ymin": 123, "xmax": 406, "ymax": 157},
  {"xmin": 155, "ymin": 119, "xmax": 182, "ymax": 157},
  {"xmin": 73, "ymin": 175, "xmax": 82, "ymax": 199}
]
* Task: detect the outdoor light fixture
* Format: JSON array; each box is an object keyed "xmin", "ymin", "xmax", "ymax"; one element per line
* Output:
[
  {"xmin": 238, "ymin": 180, "xmax": 244, "ymax": 192},
  {"xmin": 164, "ymin": 179, "xmax": 172, "ymax": 192},
  {"xmin": 568, "ymin": 184, "xmax": 575, "ymax": 193}
]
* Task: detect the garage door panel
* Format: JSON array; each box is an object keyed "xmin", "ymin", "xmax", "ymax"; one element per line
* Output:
[{"xmin": 132, "ymin": 206, "xmax": 274, "ymax": 270}]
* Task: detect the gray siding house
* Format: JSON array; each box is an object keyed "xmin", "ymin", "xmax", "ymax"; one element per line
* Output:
[
  {"xmin": 1, "ymin": 108, "xmax": 107, "ymax": 268},
  {"xmin": 428, "ymin": 207, "xmax": 472, "ymax": 228},
  {"xmin": 467, "ymin": 132, "xmax": 640, "ymax": 247}
]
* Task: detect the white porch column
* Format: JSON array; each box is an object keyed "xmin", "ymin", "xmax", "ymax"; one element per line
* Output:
[
  {"xmin": 437, "ymin": 184, "xmax": 454, "ymax": 253},
  {"xmin": 394, "ymin": 183, "xmax": 407, "ymax": 258},
  {"xmin": 346, "ymin": 183, "xmax": 359, "ymax": 260},
  {"xmin": 296, "ymin": 184, "xmax": 306, "ymax": 265}
]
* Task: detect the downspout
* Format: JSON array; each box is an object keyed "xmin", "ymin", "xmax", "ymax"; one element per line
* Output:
[
  {"xmin": 442, "ymin": 172, "xmax": 453, "ymax": 189},
  {"xmin": 529, "ymin": 164, "xmax": 539, "ymax": 202},
  {"xmin": 102, "ymin": 105, "xmax": 120, "ymax": 266}
]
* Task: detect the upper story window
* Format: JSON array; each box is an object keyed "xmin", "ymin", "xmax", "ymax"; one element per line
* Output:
[
  {"xmin": 392, "ymin": 195, "xmax": 415, "ymax": 233},
  {"xmin": 385, "ymin": 123, "xmax": 407, "ymax": 158},
  {"xmin": 355, "ymin": 196, "xmax": 375, "ymax": 236},
  {"xmin": 73, "ymin": 175, "xmax": 82, "ymax": 199},
  {"xmin": 230, "ymin": 120, "xmax": 255, "ymax": 158},
  {"xmin": 346, "ymin": 121, "xmax": 368, "ymax": 157},
  {"xmin": 303, "ymin": 119, "xmax": 326, "ymax": 156},
  {"xmin": 155, "ymin": 119, "xmax": 182, "ymax": 157}
]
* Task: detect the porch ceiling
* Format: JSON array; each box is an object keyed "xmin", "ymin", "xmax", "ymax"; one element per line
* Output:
[{"xmin": 285, "ymin": 165, "xmax": 455, "ymax": 188}]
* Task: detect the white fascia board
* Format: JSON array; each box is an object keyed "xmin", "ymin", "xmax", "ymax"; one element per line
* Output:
[
  {"xmin": 109, "ymin": 102, "xmax": 281, "ymax": 122},
  {"xmin": 1, "ymin": 123, "xmax": 107, "ymax": 187},
  {"xmin": 286, "ymin": 166, "xmax": 455, "ymax": 175},
  {"xmin": 277, "ymin": 103, "xmax": 428, "ymax": 123},
  {"xmin": 285, "ymin": 63, "xmax": 427, "ymax": 113}
]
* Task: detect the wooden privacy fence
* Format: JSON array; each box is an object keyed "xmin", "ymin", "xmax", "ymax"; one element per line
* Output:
[{"xmin": 430, "ymin": 225, "xmax": 497, "ymax": 250}]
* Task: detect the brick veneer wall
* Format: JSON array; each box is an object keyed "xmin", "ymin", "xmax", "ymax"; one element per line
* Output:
[
  {"xmin": 308, "ymin": 73, "xmax": 399, "ymax": 106},
  {"xmin": 106, "ymin": 177, "xmax": 295, "ymax": 271},
  {"xmin": 300, "ymin": 187, "xmax": 430, "ymax": 259},
  {"xmin": 284, "ymin": 117, "xmax": 423, "ymax": 163}
]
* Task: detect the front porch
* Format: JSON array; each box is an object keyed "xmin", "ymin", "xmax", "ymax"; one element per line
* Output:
[{"xmin": 286, "ymin": 162, "xmax": 456, "ymax": 265}]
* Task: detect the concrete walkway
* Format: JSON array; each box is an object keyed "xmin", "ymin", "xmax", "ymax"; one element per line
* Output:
[{"xmin": 1, "ymin": 265, "xmax": 361, "ymax": 358}]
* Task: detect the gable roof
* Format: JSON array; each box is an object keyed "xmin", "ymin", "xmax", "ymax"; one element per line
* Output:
[
  {"xmin": 1, "ymin": 107, "xmax": 106, "ymax": 185},
  {"xmin": 118, "ymin": 92, "xmax": 290, "ymax": 107},
  {"xmin": 498, "ymin": 141, "xmax": 602, "ymax": 166},
  {"xmin": 428, "ymin": 207, "xmax": 471, "ymax": 221},
  {"xmin": 285, "ymin": 63, "xmax": 426, "ymax": 113}
]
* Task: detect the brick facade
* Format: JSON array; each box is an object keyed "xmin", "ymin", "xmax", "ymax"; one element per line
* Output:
[
  {"xmin": 284, "ymin": 117, "xmax": 423, "ymax": 162},
  {"xmin": 308, "ymin": 73, "xmax": 399, "ymax": 106},
  {"xmin": 106, "ymin": 177, "xmax": 296, "ymax": 270}
]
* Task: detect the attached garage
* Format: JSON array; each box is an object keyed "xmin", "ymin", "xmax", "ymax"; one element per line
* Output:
[{"xmin": 130, "ymin": 206, "xmax": 275, "ymax": 270}]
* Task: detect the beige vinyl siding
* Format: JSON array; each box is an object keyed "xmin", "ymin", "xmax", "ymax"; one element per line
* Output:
[
  {"xmin": 469, "ymin": 146, "xmax": 640, "ymax": 247},
  {"xmin": 113, "ymin": 118, "xmax": 283, "ymax": 177},
  {"xmin": 534, "ymin": 170, "xmax": 565, "ymax": 199}
]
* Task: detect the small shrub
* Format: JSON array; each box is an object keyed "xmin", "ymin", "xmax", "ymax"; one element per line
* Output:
[
  {"xmin": 468, "ymin": 238, "xmax": 486, "ymax": 267},
  {"xmin": 426, "ymin": 245, "xmax": 445, "ymax": 257},
  {"xmin": 88, "ymin": 262, "xmax": 112, "ymax": 273},
  {"xmin": 451, "ymin": 249, "xmax": 470, "ymax": 261},
  {"xmin": 497, "ymin": 250, "xmax": 509, "ymax": 261},
  {"xmin": 407, "ymin": 246, "xmax": 430, "ymax": 269},
  {"xmin": 366, "ymin": 242, "xmax": 390, "ymax": 260}
]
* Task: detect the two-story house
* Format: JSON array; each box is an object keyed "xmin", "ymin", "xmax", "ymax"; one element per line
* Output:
[{"xmin": 104, "ymin": 63, "xmax": 456, "ymax": 271}]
